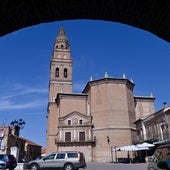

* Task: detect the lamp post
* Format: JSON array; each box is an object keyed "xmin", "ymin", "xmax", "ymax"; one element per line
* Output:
[
  {"xmin": 10, "ymin": 119, "xmax": 25, "ymax": 146},
  {"xmin": 110, "ymin": 146, "xmax": 114, "ymax": 163},
  {"xmin": 114, "ymin": 145, "xmax": 117, "ymax": 163}
]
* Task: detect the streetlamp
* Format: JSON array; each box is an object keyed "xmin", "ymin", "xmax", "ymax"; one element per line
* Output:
[
  {"xmin": 10, "ymin": 119, "xmax": 25, "ymax": 146},
  {"xmin": 114, "ymin": 145, "xmax": 117, "ymax": 163}
]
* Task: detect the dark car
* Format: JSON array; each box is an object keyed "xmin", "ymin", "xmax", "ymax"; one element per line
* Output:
[
  {"xmin": 0, "ymin": 160, "xmax": 6, "ymax": 170},
  {"xmin": 0, "ymin": 155, "xmax": 17, "ymax": 170}
]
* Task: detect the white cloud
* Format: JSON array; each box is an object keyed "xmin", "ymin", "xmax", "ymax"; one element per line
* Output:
[
  {"xmin": 0, "ymin": 83, "xmax": 48, "ymax": 110},
  {"xmin": 0, "ymin": 99, "xmax": 46, "ymax": 110}
]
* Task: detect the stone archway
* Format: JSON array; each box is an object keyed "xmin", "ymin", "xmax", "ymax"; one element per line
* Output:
[{"xmin": 0, "ymin": 0, "xmax": 170, "ymax": 42}]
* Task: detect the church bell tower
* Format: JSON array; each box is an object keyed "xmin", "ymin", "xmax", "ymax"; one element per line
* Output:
[
  {"xmin": 46, "ymin": 27, "xmax": 72, "ymax": 153},
  {"xmin": 49, "ymin": 26, "xmax": 72, "ymax": 102}
]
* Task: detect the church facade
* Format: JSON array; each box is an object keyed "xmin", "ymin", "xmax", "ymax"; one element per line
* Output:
[{"xmin": 46, "ymin": 27, "xmax": 155, "ymax": 162}]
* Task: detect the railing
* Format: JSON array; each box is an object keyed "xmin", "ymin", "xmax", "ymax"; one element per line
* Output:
[{"xmin": 133, "ymin": 130, "xmax": 170, "ymax": 144}]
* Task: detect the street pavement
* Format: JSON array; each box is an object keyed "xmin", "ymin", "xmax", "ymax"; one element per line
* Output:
[
  {"xmin": 84, "ymin": 162, "xmax": 148, "ymax": 170},
  {"xmin": 15, "ymin": 162, "xmax": 148, "ymax": 170}
]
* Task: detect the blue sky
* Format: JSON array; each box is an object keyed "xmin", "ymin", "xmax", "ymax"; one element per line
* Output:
[{"xmin": 0, "ymin": 20, "xmax": 170, "ymax": 147}]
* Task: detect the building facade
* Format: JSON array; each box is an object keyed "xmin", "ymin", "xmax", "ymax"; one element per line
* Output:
[
  {"xmin": 46, "ymin": 27, "xmax": 155, "ymax": 162},
  {"xmin": 0, "ymin": 125, "xmax": 41, "ymax": 162},
  {"xmin": 135, "ymin": 104, "xmax": 170, "ymax": 146}
]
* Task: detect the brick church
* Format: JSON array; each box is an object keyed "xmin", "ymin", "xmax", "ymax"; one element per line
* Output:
[{"xmin": 46, "ymin": 27, "xmax": 155, "ymax": 162}]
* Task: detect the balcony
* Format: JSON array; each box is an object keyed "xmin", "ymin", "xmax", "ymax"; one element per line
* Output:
[
  {"xmin": 55, "ymin": 137, "xmax": 96, "ymax": 147},
  {"xmin": 133, "ymin": 130, "xmax": 170, "ymax": 144}
]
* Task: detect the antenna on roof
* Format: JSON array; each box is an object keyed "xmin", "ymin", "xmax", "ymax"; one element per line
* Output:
[
  {"xmin": 150, "ymin": 92, "xmax": 153, "ymax": 97},
  {"xmin": 123, "ymin": 73, "xmax": 126, "ymax": 79},
  {"xmin": 105, "ymin": 72, "xmax": 108, "ymax": 78},
  {"xmin": 130, "ymin": 78, "xmax": 134, "ymax": 83}
]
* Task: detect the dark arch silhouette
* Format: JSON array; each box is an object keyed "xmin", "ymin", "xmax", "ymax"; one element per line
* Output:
[{"xmin": 0, "ymin": 0, "xmax": 170, "ymax": 42}]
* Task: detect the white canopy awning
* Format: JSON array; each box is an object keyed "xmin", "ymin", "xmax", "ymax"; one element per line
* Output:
[
  {"xmin": 137, "ymin": 142, "xmax": 155, "ymax": 148},
  {"xmin": 117, "ymin": 145, "xmax": 139, "ymax": 151},
  {"xmin": 114, "ymin": 143, "xmax": 153, "ymax": 152}
]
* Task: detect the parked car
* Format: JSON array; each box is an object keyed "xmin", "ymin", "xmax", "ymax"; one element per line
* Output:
[
  {"xmin": 28, "ymin": 151, "xmax": 86, "ymax": 170},
  {"xmin": 0, "ymin": 160, "xmax": 6, "ymax": 170},
  {"xmin": 147, "ymin": 144, "xmax": 170, "ymax": 170},
  {"xmin": 0, "ymin": 154, "xmax": 17, "ymax": 170}
]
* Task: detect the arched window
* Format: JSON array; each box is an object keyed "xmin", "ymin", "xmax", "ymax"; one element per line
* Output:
[
  {"xmin": 68, "ymin": 120, "xmax": 71, "ymax": 125},
  {"xmin": 79, "ymin": 120, "xmax": 83, "ymax": 125},
  {"xmin": 55, "ymin": 68, "xmax": 59, "ymax": 77},
  {"xmin": 64, "ymin": 68, "xmax": 68, "ymax": 78}
]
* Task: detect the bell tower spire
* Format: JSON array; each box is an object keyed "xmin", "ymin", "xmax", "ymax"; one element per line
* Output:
[
  {"xmin": 49, "ymin": 26, "xmax": 72, "ymax": 102},
  {"xmin": 53, "ymin": 26, "xmax": 70, "ymax": 58}
]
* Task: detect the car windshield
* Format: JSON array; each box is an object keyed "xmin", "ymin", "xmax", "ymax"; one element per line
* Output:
[
  {"xmin": 36, "ymin": 156, "xmax": 44, "ymax": 160},
  {"xmin": 44, "ymin": 153, "xmax": 56, "ymax": 160}
]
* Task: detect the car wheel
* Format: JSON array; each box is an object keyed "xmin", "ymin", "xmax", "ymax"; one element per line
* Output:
[
  {"xmin": 30, "ymin": 163, "xmax": 40, "ymax": 170},
  {"xmin": 64, "ymin": 163, "xmax": 73, "ymax": 170},
  {"xmin": 147, "ymin": 163, "xmax": 156, "ymax": 170}
]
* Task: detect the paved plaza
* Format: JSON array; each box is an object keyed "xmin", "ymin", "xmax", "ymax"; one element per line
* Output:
[
  {"xmin": 15, "ymin": 162, "xmax": 148, "ymax": 170},
  {"xmin": 84, "ymin": 162, "xmax": 147, "ymax": 170}
]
